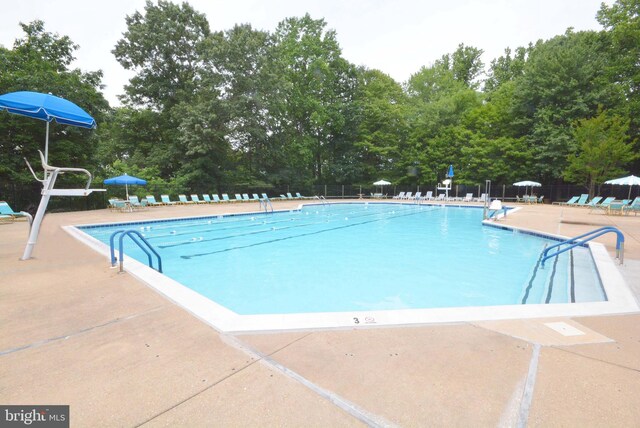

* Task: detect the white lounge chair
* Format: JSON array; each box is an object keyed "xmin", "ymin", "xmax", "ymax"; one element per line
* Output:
[
  {"xmin": 463, "ymin": 193, "xmax": 473, "ymax": 202},
  {"xmin": 393, "ymin": 192, "xmax": 406, "ymax": 200}
]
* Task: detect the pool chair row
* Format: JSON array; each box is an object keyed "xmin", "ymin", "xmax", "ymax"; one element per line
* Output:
[
  {"xmin": 108, "ymin": 197, "xmax": 148, "ymax": 212},
  {"xmin": 515, "ymin": 195, "xmax": 544, "ymax": 204},
  {"xmin": 600, "ymin": 196, "xmax": 640, "ymax": 216},
  {"xmin": 392, "ymin": 191, "xmax": 487, "ymax": 202}
]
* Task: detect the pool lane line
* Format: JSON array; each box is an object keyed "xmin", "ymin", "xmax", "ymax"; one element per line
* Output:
[
  {"xmin": 157, "ymin": 206, "xmax": 421, "ymax": 249},
  {"xmin": 180, "ymin": 207, "xmax": 441, "ymax": 259},
  {"xmin": 153, "ymin": 206, "xmax": 407, "ymax": 245},
  {"xmin": 113, "ymin": 205, "xmax": 411, "ymax": 244}
]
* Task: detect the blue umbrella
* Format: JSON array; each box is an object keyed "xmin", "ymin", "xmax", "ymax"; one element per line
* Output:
[
  {"xmin": 104, "ymin": 174, "xmax": 147, "ymax": 199},
  {"xmin": 0, "ymin": 91, "xmax": 96, "ymax": 164},
  {"xmin": 447, "ymin": 164, "xmax": 454, "ymax": 178}
]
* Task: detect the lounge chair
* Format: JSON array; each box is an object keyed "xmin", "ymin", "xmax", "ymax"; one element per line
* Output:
[
  {"xmin": 296, "ymin": 192, "xmax": 310, "ymax": 199},
  {"xmin": 623, "ymin": 196, "xmax": 640, "ymax": 215},
  {"xmin": 537, "ymin": 195, "xmax": 544, "ymax": 204},
  {"xmin": 424, "ymin": 191, "xmax": 433, "ymax": 200},
  {"xmin": 221, "ymin": 193, "xmax": 231, "ymax": 202},
  {"xmin": 191, "ymin": 194, "xmax": 206, "ymax": 204},
  {"xmin": 403, "ymin": 192, "xmax": 413, "ymax": 200},
  {"xmin": 572, "ymin": 194, "xmax": 589, "ymax": 207},
  {"xmin": 411, "ymin": 191, "xmax": 422, "ymax": 200},
  {"xmin": 178, "ymin": 194, "xmax": 194, "ymax": 204},
  {"xmin": 463, "ymin": 193, "xmax": 473, "ymax": 202},
  {"xmin": 145, "ymin": 195, "xmax": 163, "ymax": 207},
  {"xmin": 108, "ymin": 199, "xmax": 128, "ymax": 212},
  {"xmin": 242, "ymin": 193, "xmax": 251, "ymax": 202},
  {"xmin": 234, "ymin": 194, "xmax": 244, "ymax": 202},
  {"xmin": 585, "ymin": 196, "xmax": 603, "ymax": 207},
  {"xmin": 202, "ymin": 194, "xmax": 213, "ymax": 203},
  {"xmin": 588, "ymin": 196, "xmax": 615, "ymax": 214},
  {"xmin": 0, "ymin": 201, "xmax": 31, "ymax": 222},
  {"xmin": 161, "ymin": 194, "xmax": 177, "ymax": 205},
  {"xmin": 212, "ymin": 194, "xmax": 222, "ymax": 203},
  {"xmin": 553, "ymin": 196, "xmax": 579, "ymax": 205},
  {"xmin": 607, "ymin": 199, "xmax": 630, "ymax": 215},
  {"xmin": 129, "ymin": 196, "xmax": 146, "ymax": 209},
  {"xmin": 252, "ymin": 193, "xmax": 261, "ymax": 201},
  {"xmin": 261, "ymin": 193, "xmax": 270, "ymax": 200},
  {"xmin": 475, "ymin": 193, "xmax": 487, "ymax": 203},
  {"xmin": 436, "ymin": 193, "xmax": 445, "ymax": 201},
  {"xmin": 393, "ymin": 192, "xmax": 405, "ymax": 200},
  {"xmin": 286, "ymin": 192, "xmax": 296, "ymax": 199}
]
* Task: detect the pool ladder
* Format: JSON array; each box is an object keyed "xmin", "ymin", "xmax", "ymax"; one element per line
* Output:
[
  {"xmin": 109, "ymin": 230, "xmax": 163, "ymax": 273},
  {"xmin": 259, "ymin": 197, "xmax": 274, "ymax": 213},
  {"xmin": 540, "ymin": 226, "xmax": 624, "ymax": 268},
  {"xmin": 314, "ymin": 195, "xmax": 327, "ymax": 206}
]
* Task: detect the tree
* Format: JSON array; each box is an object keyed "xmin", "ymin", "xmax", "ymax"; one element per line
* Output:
[
  {"xmin": 269, "ymin": 14, "xmax": 357, "ymax": 184},
  {"xmin": 564, "ymin": 109, "xmax": 636, "ymax": 196},
  {"xmin": 512, "ymin": 30, "xmax": 624, "ymax": 181},
  {"xmin": 112, "ymin": 0, "xmax": 211, "ymax": 110}
]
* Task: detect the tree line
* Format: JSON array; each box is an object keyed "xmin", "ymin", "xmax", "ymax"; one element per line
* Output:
[{"xmin": 1, "ymin": 0, "xmax": 638, "ymax": 200}]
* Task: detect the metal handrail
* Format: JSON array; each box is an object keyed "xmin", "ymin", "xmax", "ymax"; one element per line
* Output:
[
  {"xmin": 540, "ymin": 226, "xmax": 624, "ymax": 268},
  {"xmin": 259, "ymin": 197, "xmax": 273, "ymax": 213},
  {"xmin": 109, "ymin": 229, "xmax": 163, "ymax": 273}
]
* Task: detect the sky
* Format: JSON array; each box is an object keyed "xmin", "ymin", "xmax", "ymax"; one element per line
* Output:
[{"xmin": 0, "ymin": 0, "xmax": 613, "ymax": 106}]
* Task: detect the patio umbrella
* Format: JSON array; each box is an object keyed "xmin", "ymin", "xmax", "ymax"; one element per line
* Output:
[
  {"xmin": 604, "ymin": 174, "xmax": 640, "ymax": 199},
  {"xmin": 447, "ymin": 165, "xmax": 454, "ymax": 178},
  {"xmin": 513, "ymin": 180, "xmax": 542, "ymax": 195},
  {"xmin": 373, "ymin": 179, "xmax": 391, "ymax": 194},
  {"xmin": 0, "ymin": 91, "xmax": 96, "ymax": 164},
  {"xmin": 104, "ymin": 174, "xmax": 147, "ymax": 199}
]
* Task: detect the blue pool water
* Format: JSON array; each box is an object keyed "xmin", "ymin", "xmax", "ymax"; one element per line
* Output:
[{"xmin": 80, "ymin": 203, "xmax": 605, "ymax": 315}]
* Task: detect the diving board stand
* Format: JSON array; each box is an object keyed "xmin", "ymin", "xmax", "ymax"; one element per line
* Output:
[{"xmin": 21, "ymin": 150, "xmax": 105, "ymax": 260}]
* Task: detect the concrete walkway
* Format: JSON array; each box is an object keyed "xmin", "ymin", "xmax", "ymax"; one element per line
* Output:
[{"xmin": 1, "ymin": 200, "xmax": 639, "ymax": 426}]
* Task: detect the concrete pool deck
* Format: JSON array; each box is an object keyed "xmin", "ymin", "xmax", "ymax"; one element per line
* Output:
[{"xmin": 1, "ymin": 200, "xmax": 639, "ymax": 426}]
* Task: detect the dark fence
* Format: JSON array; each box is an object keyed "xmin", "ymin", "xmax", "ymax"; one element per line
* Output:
[{"xmin": 2, "ymin": 180, "xmax": 638, "ymax": 215}]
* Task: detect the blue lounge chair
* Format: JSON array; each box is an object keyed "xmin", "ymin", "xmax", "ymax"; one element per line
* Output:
[
  {"xmin": 129, "ymin": 196, "xmax": 145, "ymax": 209},
  {"xmin": 286, "ymin": 192, "xmax": 295, "ymax": 199},
  {"xmin": 261, "ymin": 193, "xmax": 270, "ymax": 200},
  {"xmin": 234, "ymin": 194, "xmax": 244, "ymax": 202},
  {"xmin": 202, "ymin": 194, "xmax": 212, "ymax": 203},
  {"xmin": 553, "ymin": 196, "xmax": 578, "ymax": 205},
  {"xmin": 573, "ymin": 194, "xmax": 589, "ymax": 206},
  {"xmin": 295, "ymin": 192, "xmax": 310, "ymax": 199},
  {"xmin": 0, "ymin": 201, "xmax": 31, "ymax": 221},
  {"xmin": 108, "ymin": 199, "xmax": 128, "ymax": 212},
  {"xmin": 608, "ymin": 199, "xmax": 630, "ymax": 215},
  {"xmin": 211, "ymin": 194, "xmax": 221, "ymax": 203},
  {"xmin": 588, "ymin": 196, "xmax": 615, "ymax": 214},
  {"xmin": 145, "ymin": 195, "xmax": 163, "ymax": 207},
  {"xmin": 178, "ymin": 194, "xmax": 194, "ymax": 204},
  {"xmin": 623, "ymin": 196, "xmax": 640, "ymax": 215},
  {"xmin": 252, "ymin": 193, "xmax": 261, "ymax": 201},
  {"xmin": 242, "ymin": 193, "xmax": 251, "ymax": 202},
  {"xmin": 190, "ymin": 194, "xmax": 206, "ymax": 204},
  {"xmin": 585, "ymin": 196, "xmax": 603, "ymax": 207},
  {"xmin": 221, "ymin": 193, "xmax": 231, "ymax": 202},
  {"xmin": 161, "ymin": 194, "xmax": 177, "ymax": 205}
]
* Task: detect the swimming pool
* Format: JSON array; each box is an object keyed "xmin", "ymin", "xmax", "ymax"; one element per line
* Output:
[{"xmin": 71, "ymin": 203, "xmax": 638, "ymax": 332}]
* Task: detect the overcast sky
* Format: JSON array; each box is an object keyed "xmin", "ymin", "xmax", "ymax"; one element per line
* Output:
[{"xmin": 1, "ymin": 0, "xmax": 612, "ymax": 106}]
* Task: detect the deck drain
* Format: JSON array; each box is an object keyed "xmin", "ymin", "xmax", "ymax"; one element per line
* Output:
[{"xmin": 544, "ymin": 322, "xmax": 585, "ymax": 336}]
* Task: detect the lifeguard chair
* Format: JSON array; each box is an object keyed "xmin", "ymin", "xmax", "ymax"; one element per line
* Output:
[{"xmin": 437, "ymin": 179, "xmax": 452, "ymax": 200}]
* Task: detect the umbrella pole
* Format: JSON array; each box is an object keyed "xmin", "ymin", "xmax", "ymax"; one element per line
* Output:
[
  {"xmin": 126, "ymin": 183, "xmax": 129, "ymax": 200},
  {"xmin": 44, "ymin": 121, "xmax": 49, "ymax": 164}
]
